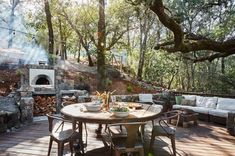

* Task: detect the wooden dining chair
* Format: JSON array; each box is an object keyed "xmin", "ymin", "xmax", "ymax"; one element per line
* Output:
[
  {"xmin": 106, "ymin": 122, "xmax": 146, "ymax": 156},
  {"xmin": 46, "ymin": 114, "xmax": 80, "ymax": 156},
  {"xmin": 61, "ymin": 102, "xmax": 88, "ymax": 148},
  {"xmin": 149, "ymin": 110, "xmax": 181, "ymax": 156}
]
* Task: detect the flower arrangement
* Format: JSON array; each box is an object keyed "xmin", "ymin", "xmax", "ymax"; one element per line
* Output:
[
  {"xmin": 111, "ymin": 104, "xmax": 129, "ymax": 117},
  {"xmin": 96, "ymin": 90, "xmax": 116, "ymax": 110},
  {"xmin": 111, "ymin": 107, "xmax": 129, "ymax": 112}
]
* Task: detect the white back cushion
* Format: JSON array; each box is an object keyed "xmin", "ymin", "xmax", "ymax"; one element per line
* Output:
[
  {"xmin": 196, "ymin": 96, "xmax": 204, "ymax": 107},
  {"xmin": 204, "ymin": 97, "xmax": 218, "ymax": 109},
  {"xmin": 182, "ymin": 95, "xmax": 196, "ymax": 101},
  {"xmin": 138, "ymin": 94, "xmax": 153, "ymax": 103},
  {"xmin": 217, "ymin": 98, "xmax": 235, "ymax": 111}
]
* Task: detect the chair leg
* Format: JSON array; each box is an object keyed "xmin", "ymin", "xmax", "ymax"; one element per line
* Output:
[
  {"xmin": 149, "ymin": 131, "xmax": 155, "ymax": 153},
  {"xmin": 58, "ymin": 143, "xmax": 64, "ymax": 156},
  {"xmin": 47, "ymin": 137, "xmax": 53, "ymax": 156},
  {"xmin": 170, "ymin": 136, "xmax": 176, "ymax": 156},
  {"xmin": 139, "ymin": 148, "xmax": 144, "ymax": 156},
  {"xmin": 104, "ymin": 124, "xmax": 108, "ymax": 132},
  {"xmin": 114, "ymin": 149, "xmax": 120, "ymax": 156},
  {"xmin": 69, "ymin": 141, "xmax": 74, "ymax": 155}
]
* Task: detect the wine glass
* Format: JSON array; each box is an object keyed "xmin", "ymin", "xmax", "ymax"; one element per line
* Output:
[{"xmin": 110, "ymin": 95, "xmax": 116, "ymax": 108}]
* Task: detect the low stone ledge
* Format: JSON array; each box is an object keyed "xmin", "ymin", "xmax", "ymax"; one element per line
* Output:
[
  {"xmin": 0, "ymin": 97, "xmax": 21, "ymax": 133},
  {"xmin": 19, "ymin": 97, "xmax": 34, "ymax": 123}
]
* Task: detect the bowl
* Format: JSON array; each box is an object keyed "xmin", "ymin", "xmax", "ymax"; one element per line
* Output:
[
  {"xmin": 111, "ymin": 107, "xmax": 129, "ymax": 118},
  {"xmin": 113, "ymin": 111, "xmax": 129, "ymax": 118},
  {"xmin": 84, "ymin": 103, "xmax": 101, "ymax": 112}
]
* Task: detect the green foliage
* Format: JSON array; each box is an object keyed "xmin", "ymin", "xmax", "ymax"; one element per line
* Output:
[
  {"xmin": 16, "ymin": 69, "xmax": 24, "ymax": 76},
  {"xmin": 78, "ymin": 75, "xmax": 85, "ymax": 82},
  {"xmin": 105, "ymin": 78, "xmax": 112, "ymax": 86},
  {"xmin": 126, "ymin": 84, "xmax": 133, "ymax": 93},
  {"xmin": 111, "ymin": 107, "xmax": 129, "ymax": 112},
  {"xmin": 1, "ymin": 0, "xmax": 234, "ymax": 95}
]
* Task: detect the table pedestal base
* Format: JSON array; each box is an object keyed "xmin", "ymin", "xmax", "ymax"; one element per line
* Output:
[{"xmin": 95, "ymin": 124, "xmax": 103, "ymax": 138}]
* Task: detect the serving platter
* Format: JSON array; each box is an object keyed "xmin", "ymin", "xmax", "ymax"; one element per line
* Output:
[{"xmin": 128, "ymin": 103, "xmax": 143, "ymax": 109}]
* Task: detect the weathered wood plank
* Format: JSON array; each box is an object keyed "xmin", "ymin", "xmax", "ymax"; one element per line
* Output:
[{"xmin": 0, "ymin": 120, "xmax": 235, "ymax": 156}]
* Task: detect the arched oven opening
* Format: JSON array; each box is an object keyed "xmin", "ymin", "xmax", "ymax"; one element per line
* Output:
[{"xmin": 36, "ymin": 76, "xmax": 50, "ymax": 85}]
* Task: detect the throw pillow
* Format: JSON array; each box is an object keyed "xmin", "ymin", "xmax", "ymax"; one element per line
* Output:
[
  {"xmin": 175, "ymin": 96, "xmax": 183, "ymax": 105},
  {"xmin": 181, "ymin": 99, "xmax": 196, "ymax": 106},
  {"xmin": 205, "ymin": 97, "xmax": 218, "ymax": 109}
]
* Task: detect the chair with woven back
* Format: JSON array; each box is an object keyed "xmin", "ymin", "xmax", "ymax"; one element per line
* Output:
[
  {"xmin": 106, "ymin": 122, "xmax": 146, "ymax": 156},
  {"xmin": 46, "ymin": 114, "xmax": 80, "ymax": 156},
  {"xmin": 149, "ymin": 110, "xmax": 182, "ymax": 156}
]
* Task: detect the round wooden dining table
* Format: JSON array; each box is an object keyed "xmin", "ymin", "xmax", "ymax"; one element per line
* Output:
[{"xmin": 61, "ymin": 102, "xmax": 163, "ymax": 154}]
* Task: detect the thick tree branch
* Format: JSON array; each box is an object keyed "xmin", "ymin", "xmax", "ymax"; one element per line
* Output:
[
  {"xmin": 147, "ymin": 0, "xmax": 235, "ymax": 61},
  {"xmin": 106, "ymin": 29, "xmax": 129, "ymax": 51},
  {"xmin": 184, "ymin": 52, "xmax": 232, "ymax": 63},
  {"xmin": 149, "ymin": 0, "xmax": 184, "ymax": 48},
  {"xmin": 202, "ymin": 0, "xmax": 228, "ymax": 9}
]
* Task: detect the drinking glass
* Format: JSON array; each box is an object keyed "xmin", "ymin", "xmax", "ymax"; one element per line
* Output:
[{"xmin": 110, "ymin": 95, "xmax": 116, "ymax": 108}]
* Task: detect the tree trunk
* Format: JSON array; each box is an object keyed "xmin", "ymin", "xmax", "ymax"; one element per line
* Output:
[
  {"xmin": 221, "ymin": 58, "xmax": 225, "ymax": 74},
  {"xmin": 185, "ymin": 61, "xmax": 191, "ymax": 91},
  {"xmin": 84, "ymin": 46, "xmax": 94, "ymax": 67},
  {"xmin": 8, "ymin": 0, "xmax": 20, "ymax": 48},
  {"xmin": 44, "ymin": 0, "xmax": 54, "ymax": 64},
  {"xmin": 58, "ymin": 18, "xmax": 65, "ymax": 60},
  {"xmin": 126, "ymin": 17, "xmax": 131, "ymax": 67},
  {"xmin": 168, "ymin": 69, "xmax": 178, "ymax": 89},
  {"xmin": 97, "ymin": 0, "xmax": 106, "ymax": 91},
  {"xmin": 77, "ymin": 39, "xmax": 81, "ymax": 63},
  {"xmin": 191, "ymin": 63, "xmax": 195, "ymax": 91},
  {"xmin": 64, "ymin": 43, "xmax": 67, "ymax": 60},
  {"xmin": 137, "ymin": 14, "xmax": 148, "ymax": 81}
]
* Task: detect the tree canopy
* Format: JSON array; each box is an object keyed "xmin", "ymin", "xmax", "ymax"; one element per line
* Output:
[
  {"xmin": 0, "ymin": 0, "xmax": 234, "ymax": 94},
  {"xmin": 126, "ymin": 0, "xmax": 235, "ymax": 62}
]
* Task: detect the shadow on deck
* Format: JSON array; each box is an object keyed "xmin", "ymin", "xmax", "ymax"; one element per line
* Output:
[{"xmin": 0, "ymin": 120, "xmax": 234, "ymax": 156}]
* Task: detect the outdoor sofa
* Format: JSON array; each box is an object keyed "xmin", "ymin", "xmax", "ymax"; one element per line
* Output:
[{"xmin": 172, "ymin": 95, "xmax": 235, "ymax": 135}]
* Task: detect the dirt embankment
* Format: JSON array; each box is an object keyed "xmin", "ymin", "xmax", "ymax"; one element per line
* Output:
[
  {"xmin": 0, "ymin": 59, "xmax": 156, "ymax": 96},
  {"xmin": 0, "ymin": 69, "xmax": 20, "ymax": 96}
]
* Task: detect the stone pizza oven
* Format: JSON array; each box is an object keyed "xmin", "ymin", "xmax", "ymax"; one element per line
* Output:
[
  {"xmin": 17, "ymin": 63, "xmax": 62, "ymax": 117},
  {"xmin": 29, "ymin": 68, "xmax": 55, "ymax": 89},
  {"xmin": 21, "ymin": 64, "xmax": 57, "ymax": 92}
]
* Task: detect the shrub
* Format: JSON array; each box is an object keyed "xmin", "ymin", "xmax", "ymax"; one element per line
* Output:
[{"xmin": 126, "ymin": 85, "xmax": 133, "ymax": 93}]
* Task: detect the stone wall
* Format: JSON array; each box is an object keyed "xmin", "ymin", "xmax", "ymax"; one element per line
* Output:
[
  {"xmin": 86, "ymin": 92, "xmax": 175, "ymax": 112},
  {"xmin": 113, "ymin": 92, "xmax": 175, "ymax": 112},
  {"xmin": 0, "ymin": 96, "xmax": 21, "ymax": 133}
]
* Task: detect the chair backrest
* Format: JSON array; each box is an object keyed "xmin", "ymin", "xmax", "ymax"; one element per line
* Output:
[
  {"xmin": 46, "ymin": 114, "xmax": 73, "ymax": 133},
  {"xmin": 159, "ymin": 110, "xmax": 182, "ymax": 134},
  {"xmin": 138, "ymin": 94, "xmax": 153, "ymax": 103},
  {"xmin": 108, "ymin": 122, "xmax": 146, "ymax": 148}
]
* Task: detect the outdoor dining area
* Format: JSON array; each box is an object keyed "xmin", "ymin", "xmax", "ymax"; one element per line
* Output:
[{"xmin": 1, "ymin": 93, "xmax": 235, "ymax": 156}]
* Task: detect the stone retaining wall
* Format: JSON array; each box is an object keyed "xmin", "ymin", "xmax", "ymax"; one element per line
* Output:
[
  {"xmin": 0, "ymin": 91, "xmax": 175, "ymax": 134},
  {"xmin": 0, "ymin": 96, "xmax": 21, "ymax": 133}
]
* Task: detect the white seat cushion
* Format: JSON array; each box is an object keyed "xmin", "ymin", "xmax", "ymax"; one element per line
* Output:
[
  {"xmin": 209, "ymin": 109, "xmax": 229, "ymax": 118},
  {"xmin": 138, "ymin": 94, "xmax": 153, "ymax": 103},
  {"xmin": 173, "ymin": 105, "xmax": 194, "ymax": 110},
  {"xmin": 217, "ymin": 98, "xmax": 235, "ymax": 111},
  {"xmin": 192, "ymin": 107, "xmax": 212, "ymax": 114}
]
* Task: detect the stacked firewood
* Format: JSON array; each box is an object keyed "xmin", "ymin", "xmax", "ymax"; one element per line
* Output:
[
  {"xmin": 33, "ymin": 96, "xmax": 56, "ymax": 116},
  {"xmin": 61, "ymin": 95, "xmax": 77, "ymax": 107}
]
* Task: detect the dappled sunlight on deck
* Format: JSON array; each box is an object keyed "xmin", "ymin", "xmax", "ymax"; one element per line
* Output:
[{"xmin": 0, "ymin": 120, "xmax": 235, "ymax": 156}]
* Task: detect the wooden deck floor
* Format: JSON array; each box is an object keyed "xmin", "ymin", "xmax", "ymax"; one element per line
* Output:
[{"xmin": 0, "ymin": 120, "xmax": 235, "ymax": 156}]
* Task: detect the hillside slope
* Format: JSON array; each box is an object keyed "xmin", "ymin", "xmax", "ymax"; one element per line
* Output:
[{"xmin": 0, "ymin": 60, "xmax": 156, "ymax": 96}]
